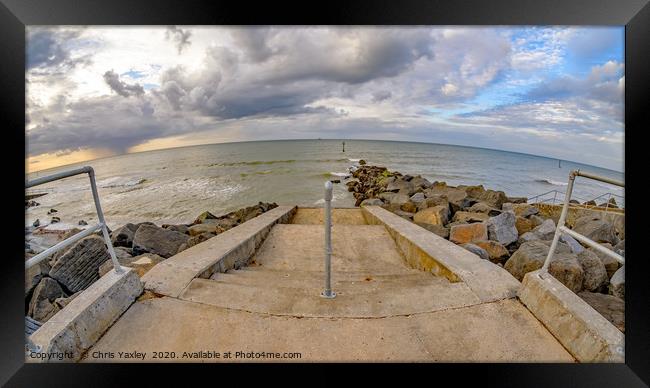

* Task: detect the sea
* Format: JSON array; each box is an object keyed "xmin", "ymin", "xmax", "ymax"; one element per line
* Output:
[{"xmin": 25, "ymin": 139, "xmax": 625, "ymax": 230}]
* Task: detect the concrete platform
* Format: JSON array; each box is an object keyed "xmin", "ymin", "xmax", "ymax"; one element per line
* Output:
[
  {"xmin": 85, "ymin": 296, "xmax": 573, "ymax": 362},
  {"xmin": 291, "ymin": 207, "xmax": 367, "ymax": 225}
]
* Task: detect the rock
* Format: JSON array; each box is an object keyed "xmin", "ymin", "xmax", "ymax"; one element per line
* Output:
[
  {"xmin": 560, "ymin": 233, "xmax": 584, "ymax": 254},
  {"xmin": 588, "ymin": 244, "xmax": 621, "ymax": 279},
  {"xmin": 358, "ymin": 159, "xmax": 366, "ymax": 165},
  {"xmin": 416, "ymin": 195, "xmax": 450, "ymax": 212},
  {"xmin": 378, "ymin": 192, "xmax": 410, "ymax": 206},
  {"xmin": 113, "ymin": 246, "xmax": 133, "ymax": 260},
  {"xmin": 410, "ymin": 192, "xmax": 426, "ymax": 203},
  {"xmin": 132, "ymin": 224, "xmax": 190, "ymax": 258},
  {"xmin": 507, "ymin": 196, "xmax": 528, "ymax": 204},
  {"xmin": 458, "ymin": 184, "xmax": 485, "ymax": 199},
  {"xmin": 609, "ymin": 266, "xmax": 624, "ymax": 299},
  {"xmin": 51, "ymin": 216, "xmax": 61, "ymax": 223},
  {"xmin": 194, "ymin": 211, "xmax": 217, "ymax": 224},
  {"xmin": 54, "ymin": 291, "xmax": 80, "ymax": 310},
  {"xmin": 415, "ymin": 222, "xmax": 449, "ymax": 239},
  {"xmin": 529, "ymin": 214, "xmax": 545, "ymax": 228},
  {"xmin": 28, "ymin": 277, "xmax": 67, "ymax": 322},
  {"xmin": 360, "ymin": 198, "xmax": 383, "ymax": 207},
  {"xmin": 400, "ymin": 201, "xmax": 418, "ymax": 213},
  {"xmin": 515, "ymin": 216, "xmax": 535, "ymax": 235},
  {"xmin": 25, "ymin": 261, "xmax": 49, "ymax": 299},
  {"xmin": 531, "ymin": 219, "xmax": 556, "ymax": 240},
  {"xmin": 387, "ymin": 210, "xmax": 412, "ymax": 220},
  {"xmin": 467, "ymin": 202, "xmax": 501, "ymax": 216},
  {"xmin": 49, "ymin": 235, "xmax": 112, "ymax": 293},
  {"xmin": 485, "ymin": 211, "xmax": 518, "ymax": 245},
  {"xmin": 449, "ymin": 223, "xmax": 488, "ymax": 244},
  {"xmin": 576, "ymin": 250, "xmax": 608, "ymax": 292},
  {"xmin": 474, "ymin": 240, "xmax": 510, "ymax": 263},
  {"xmin": 569, "ymin": 199, "xmax": 580, "ymax": 204},
  {"xmin": 385, "ymin": 180, "xmax": 416, "ymax": 196},
  {"xmin": 461, "ymin": 243, "xmax": 490, "ymax": 260},
  {"xmin": 33, "ymin": 219, "xmax": 40, "ymax": 228},
  {"xmin": 330, "ymin": 179, "xmax": 341, "ymax": 184},
  {"xmin": 188, "ymin": 223, "xmax": 219, "ymax": 236},
  {"xmin": 573, "ymin": 215, "xmax": 619, "ymax": 245},
  {"xmin": 47, "ymin": 208, "xmax": 58, "ymax": 215},
  {"xmin": 509, "ymin": 203, "xmax": 539, "ymax": 217},
  {"xmin": 613, "ymin": 240, "xmax": 625, "ymax": 256},
  {"xmin": 424, "ymin": 186, "xmax": 469, "ymax": 213},
  {"xmin": 413, "ymin": 206, "xmax": 449, "ymax": 226},
  {"xmin": 163, "ymin": 224, "xmax": 189, "ymax": 234},
  {"xmin": 110, "ymin": 223, "xmax": 138, "ymax": 248},
  {"xmin": 410, "ymin": 176, "xmax": 432, "ymax": 190},
  {"xmin": 451, "ymin": 211, "xmax": 489, "ymax": 223},
  {"xmin": 578, "ymin": 291, "xmax": 624, "ymax": 332},
  {"xmin": 504, "ymin": 240, "xmax": 582, "ymax": 293},
  {"xmin": 517, "ymin": 231, "xmax": 539, "ymax": 244},
  {"xmin": 99, "ymin": 252, "xmax": 166, "ymax": 277},
  {"xmin": 584, "ymin": 200, "xmax": 597, "ymax": 206},
  {"xmin": 78, "ymin": 220, "xmax": 88, "ymax": 226},
  {"xmin": 475, "ymin": 189, "xmax": 508, "ymax": 209}
]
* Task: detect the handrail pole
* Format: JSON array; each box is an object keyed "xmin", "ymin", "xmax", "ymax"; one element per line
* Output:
[
  {"xmin": 541, "ymin": 170, "xmax": 577, "ymax": 273},
  {"xmin": 320, "ymin": 181, "xmax": 336, "ymax": 299},
  {"xmin": 87, "ymin": 168, "xmax": 123, "ymax": 274}
]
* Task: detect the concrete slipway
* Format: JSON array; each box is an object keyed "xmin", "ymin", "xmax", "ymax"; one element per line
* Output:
[
  {"xmin": 64, "ymin": 205, "xmax": 581, "ymax": 363},
  {"xmin": 29, "ymin": 205, "xmax": 625, "ymax": 362}
]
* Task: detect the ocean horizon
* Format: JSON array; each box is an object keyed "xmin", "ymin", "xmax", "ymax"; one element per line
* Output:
[{"xmin": 26, "ymin": 139, "xmax": 624, "ymax": 229}]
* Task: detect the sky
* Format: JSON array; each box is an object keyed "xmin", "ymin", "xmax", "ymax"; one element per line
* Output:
[{"xmin": 25, "ymin": 26, "xmax": 624, "ymax": 172}]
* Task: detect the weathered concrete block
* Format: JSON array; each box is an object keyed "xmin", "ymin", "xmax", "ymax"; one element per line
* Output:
[
  {"xmin": 518, "ymin": 270, "xmax": 624, "ymax": 362},
  {"xmin": 49, "ymin": 235, "xmax": 111, "ymax": 293},
  {"xmin": 28, "ymin": 268, "xmax": 143, "ymax": 362}
]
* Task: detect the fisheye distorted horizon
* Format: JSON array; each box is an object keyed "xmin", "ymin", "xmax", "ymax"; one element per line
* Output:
[{"xmin": 26, "ymin": 26, "xmax": 624, "ymax": 172}]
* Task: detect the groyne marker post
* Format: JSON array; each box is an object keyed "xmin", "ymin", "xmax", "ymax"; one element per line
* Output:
[{"xmin": 321, "ymin": 181, "xmax": 336, "ymax": 299}]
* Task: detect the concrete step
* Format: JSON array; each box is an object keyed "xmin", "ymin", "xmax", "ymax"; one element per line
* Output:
[
  {"xmin": 251, "ymin": 224, "xmax": 413, "ymax": 274},
  {"xmin": 291, "ymin": 208, "xmax": 367, "ymax": 225},
  {"xmin": 211, "ymin": 267, "xmax": 444, "ymax": 290},
  {"xmin": 179, "ymin": 277, "xmax": 481, "ymax": 318}
]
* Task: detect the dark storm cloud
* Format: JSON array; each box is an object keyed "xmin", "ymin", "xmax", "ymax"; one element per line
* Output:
[
  {"xmin": 372, "ymin": 90, "xmax": 392, "ymax": 102},
  {"xmin": 27, "ymin": 28, "xmax": 91, "ymax": 72},
  {"xmin": 229, "ymin": 28, "xmax": 275, "ymax": 63},
  {"xmin": 166, "ymin": 26, "xmax": 192, "ymax": 54},
  {"xmin": 103, "ymin": 70, "xmax": 145, "ymax": 97}
]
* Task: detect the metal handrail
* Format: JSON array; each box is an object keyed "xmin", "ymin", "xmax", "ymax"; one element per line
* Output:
[
  {"xmin": 541, "ymin": 169, "xmax": 624, "ymax": 275},
  {"xmin": 320, "ymin": 181, "xmax": 336, "ymax": 299},
  {"xmin": 25, "ymin": 166, "xmax": 122, "ymax": 273}
]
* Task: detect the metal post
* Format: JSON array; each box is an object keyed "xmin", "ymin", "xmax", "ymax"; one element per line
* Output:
[
  {"xmin": 541, "ymin": 170, "xmax": 578, "ymax": 273},
  {"xmin": 88, "ymin": 168, "xmax": 123, "ymax": 274},
  {"xmin": 321, "ymin": 181, "xmax": 336, "ymax": 299}
]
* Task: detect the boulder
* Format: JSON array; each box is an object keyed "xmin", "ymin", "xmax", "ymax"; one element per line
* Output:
[
  {"xmin": 576, "ymin": 250, "xmax": 608, "ymax": 292},
  {"xmin": 389, "ymin": 210, "xmax": 413, "ymax": 220},
  {"xmin": 188, "ymin": 223, "xmax": 219, "ymax": 236},
  {"xmin": 531, "ymin": 219, "xmax": 557, "ymax": 240},
  {"xmin": 360, "ymin": 198, "xmax": 384, "ymax": 207},
  {"xmin": 400, "ymin": 201, "xmax": 418, "ymax": 213},
  {"xmin": 54, "ymin": 291, "xmax": 80, "ymax": 310},
  {"xmin": 485, "ymin": 211, "xmax": 518, "ymax": 245},
  {"xmin": 49, "ymin": 235, "xmax": 112, "ymax": 293},
  {"xmin": 512, "ymin": 204, "xmax": 539, "ymax": 217},
  {"xmin": 573, "ymin": 215, "xmax": 619, "ymax": 245},
  {"xmin": 560, "ymin": 233, "xmax": 584, "ymax": 254},
  {"xmin": 578, "ymin": 291, "xmax": 624, "ymax": 332},
  {"xmin": 385, "ymin": 180, "xmax": 416, "ymax": 196},
  {"xmin": 609, "ymin": 266, "xmax": 624, "ymax": 299},
  {"xmin": 451, "ymin": 211, "xmax": 489, "ymax": 223},
  {"xmin": 110, "ymin": 223, "xmax": 138, "ymax": 247},
  {"xmin": 378, "ymin": 192, "xmax": 411, "ymax": 206},
  {"xmin": 517, "ymin": 231, "xmax": 539, "ymax": 244},
  {"xmin": 613, "ymin": 239, "xmax": 625, "ymax": 256},
  {"xmin": 507, "ymin": 196, "xmax": 528, "ymax": 204},
  {"xmin": 461, "ymin": 243, "xmax": 490, "ymax": 261},
  {"xmin": 416, "ymin": 195, "xmax": 449, "ymax": 212},
  {"xmin": 113, "ymin": 246, "xmax": 133, "ymax": 260},
  {"xmin": 78, "ymin": 220, "xmax": 88, "ymax": 226},
  {"xmin": 475, "ymin": 189, "xmax": 508, "ymax": 209},
  {"xmin": 588, "ymin": 244, "xmax": 621, "ymax": 279},
  {"xmin": 467, "ymin": 202, "xmax": 501, "ymax": 216},
  {"xmin": 415, "ymin": 223, "xmax": 449, "ymax": 239},
  {"xmin": 164, "ymin": 224, "xmax": 189, "ymax": 235},
  {"xmin": 410, "ymin": 192, "xmax": 426, "ymax": 203},
  {"xmin": 449, "ymin": 223, "xmax": 488, "ymax": 244},
  {"xmin": 99, "ymin": 252, "xmax": 166, "ymax": 278},
  {"xmin": 458, "ymin": 184, "xmax": 485, "ymax": 199},
  {"xmin": 474, "ymin": 240, "xmax": 510, "ymax": 263},
  {"xmin": 504, "ymin": 240, "xmax": 582, "ymax": 292},
  {"xmin": 515, "ymin": 216, "xmax": 535, "ymax": 235},
  {"xmin": 410, "ymin": 176, "xmax": 432, "ymax": 190},
  {"xmin": 194, "ymin": 211, "xmax": 217, "ymax": 224},
  {"xmin": 28, "ymin": 277, "xmax": 67, "ymax": 322},
  {"xmin": 33, "ymin": 219, "xmax": 40, "ymax": 227},
  {"xmin": 413, "ymin": 206, "xmax": 449, "ymax": 226},
  {"xmin": 132, "ymin": 224, "xmax": 190, "ymax": 258},
  {"xmin": 529, "ymin": 214, "xmax": 545, "ymax": 228},
  {"xmin": 584, "ymin": 200, "xmax": 597, "ymax": 206},
  {"xmin": 176, "ymin": 232, "xmax": 216, "ymax": 253},
  {"xmin": 424, "ymin": 186, "xmax": 469, "ymax": 213}
]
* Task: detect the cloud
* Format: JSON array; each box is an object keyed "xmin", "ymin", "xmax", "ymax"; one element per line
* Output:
[
  {"xmin": 165, "ymin": 26, "xmax": 192, "ymax": 54},
  {"xmin": 103, "ymin": 70, "xmax": 145, "ymax": 97}
]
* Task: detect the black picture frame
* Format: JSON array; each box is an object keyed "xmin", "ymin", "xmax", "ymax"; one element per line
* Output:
[{"xmin": 1, "ymin": 0, "xmax": 648, "ymax": 386}]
